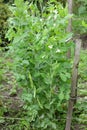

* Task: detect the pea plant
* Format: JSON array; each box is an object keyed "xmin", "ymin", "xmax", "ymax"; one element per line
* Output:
[{"xmin": 6, "ymin": 0, "xmax": 74, "ymax": 129}]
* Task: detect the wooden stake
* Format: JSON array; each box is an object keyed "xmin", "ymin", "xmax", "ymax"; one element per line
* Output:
[{"xmin": 65, "ymin": 39, "xmax": 81, "ymax": 130}]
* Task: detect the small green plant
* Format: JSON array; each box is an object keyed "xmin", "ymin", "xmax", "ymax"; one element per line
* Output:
[{"xmin": 6, "ymin": 0, "xmax": 74, "ymax": 129}]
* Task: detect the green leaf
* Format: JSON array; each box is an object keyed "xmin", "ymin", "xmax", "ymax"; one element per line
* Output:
[
  {"xmin": 37, "ymin": 97, "xmax": 43, "ymax": 109},
  {"xmin": 60, "ymin": 73, "xmax": 67, "ymax": 82},
  {"xmin": 82, "ymin": 21, "xmax": 87, "ymax": 27},
  {"xmin": 29, "ymin": 72, "xmax": 36, "ymax": 98},
  {"xmin": 59, "ymin": 91, "xmax": 64, "ymax": 101}
]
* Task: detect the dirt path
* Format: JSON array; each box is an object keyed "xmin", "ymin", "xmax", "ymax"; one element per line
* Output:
[{"xmin": 0, "ymin": 53, "xmax": 23, "ymax": 129}]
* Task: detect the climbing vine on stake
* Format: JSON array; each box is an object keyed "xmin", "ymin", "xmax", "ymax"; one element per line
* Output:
[{"xmin": 6, "ymin": 0, "xmax": 74, "ymax": 129}]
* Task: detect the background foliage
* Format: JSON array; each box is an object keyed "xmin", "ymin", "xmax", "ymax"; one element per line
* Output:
[
  {"xmin": 73, "ymin": 0, "xmax": 87, "ymax": 34},
  {"xmin": 0, "ymin": 0, "xmax": 11, "ymax": 47}
]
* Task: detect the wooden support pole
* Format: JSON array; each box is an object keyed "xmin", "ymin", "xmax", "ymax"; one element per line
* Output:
[
  {"xmin": 65, "ymin": 39, "xmax": 81, "ymax": 130},
  {"xmin": 67, "ymin": 0, "xmax": 73, "ymax": 58},
  {"xmin": 67, "ymin": 0, "xmax": 73, "ymax": 32}
]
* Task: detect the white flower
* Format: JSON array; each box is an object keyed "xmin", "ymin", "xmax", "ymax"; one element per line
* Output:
[
  {"xmin": 56, "ymin": 49, "xmax": 61, "ymax": 53},
  {"xmin": 54, "ymin": 14, "xmax": 57, "ymax": 20},
  {"xmin": 48, "ymin": 45, "xmax": 53, "ymax": 49},
  {"xmin": 53, "ymin": 23, "xmax": 56, "ymax": 27},
  {"xmin": 42, "ymin": 55, "xmax": 45, "ymax": 59},
  {"xmin": 48, "ymin": 16, "xmax": 51, "ymax": 20},
  {"xmin": 53, "ymin": 10, "xmax": 58, "ymax": 14},
  {"xmin": 40, "ymin": 18, "xmax": 43, "ymax": 22}
]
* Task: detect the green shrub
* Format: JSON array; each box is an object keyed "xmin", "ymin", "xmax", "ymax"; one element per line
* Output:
[
  {"xmin": 0, "ymin": 0, "xmax": 11, "ymax": 47},
  {"xmin": 6, "ymin": 0, "xmax": 73, "ymax": 129},
  {"xmin": 73, "ymin": 0, "xmax": 87, "ymax": 34}
]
